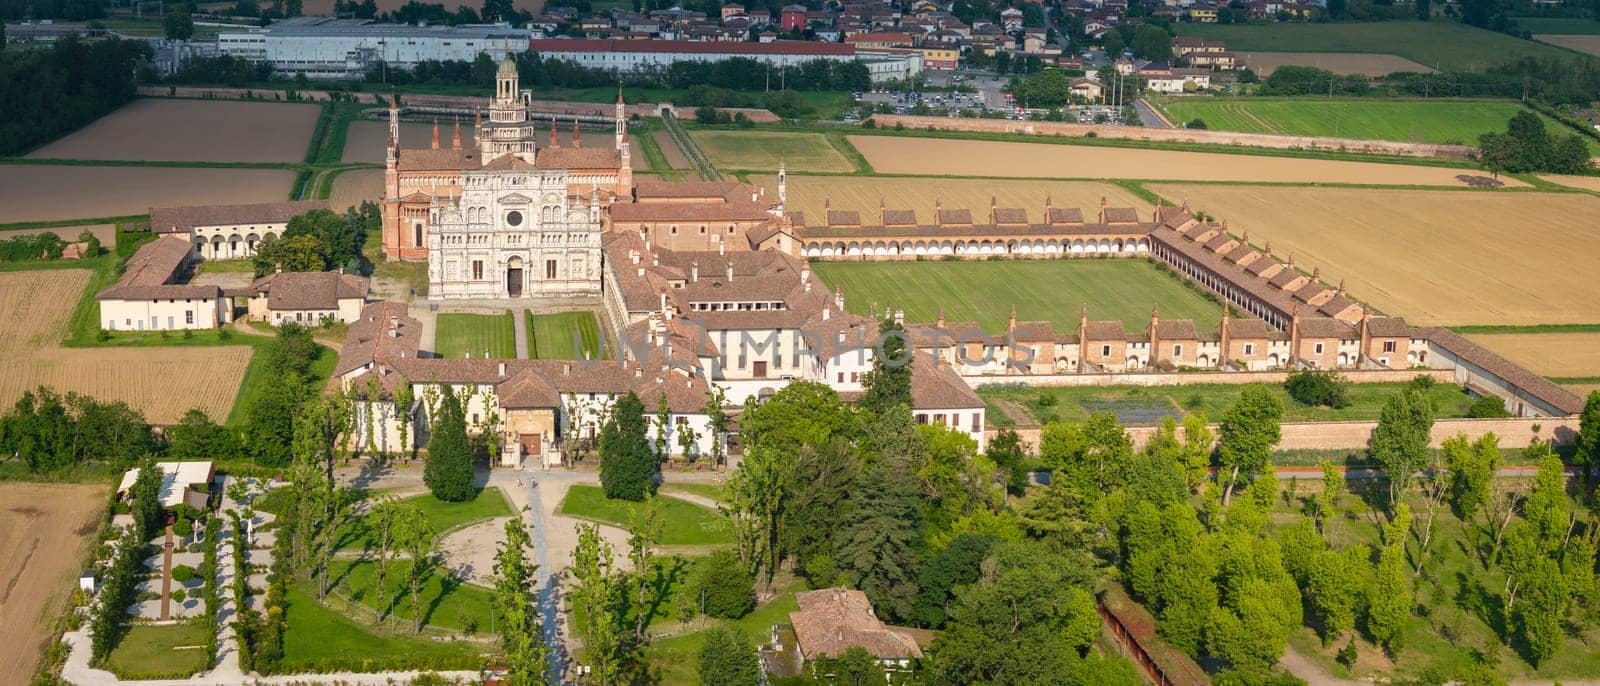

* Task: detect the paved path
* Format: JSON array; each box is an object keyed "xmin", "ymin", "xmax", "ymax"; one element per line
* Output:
[
  {"xmin": 1135, "ymin": 97, "xmax": 1173, "ymax": 129},
  {"xmin": 513, "ymin": 307, "xmax": 530, "ymax": 359},
  {"xmin": 489, "ymin": 470, "xmax": 570, "ymax": 683},
  {"xmin": 159, "ymin": 528, "xmax": 173, "ymax": 620}
]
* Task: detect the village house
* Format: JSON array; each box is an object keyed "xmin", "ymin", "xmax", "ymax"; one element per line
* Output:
[
  {"xmin": 97, "ymin": 236, "xmax": 231, "ymax": 331},
  {"xmin": 246, "ymin": 268, "xmax": 371, "ymax": 326},
  {"xmin": 763, "ymin": 588, "xmax": 924, "ymax": 678}
]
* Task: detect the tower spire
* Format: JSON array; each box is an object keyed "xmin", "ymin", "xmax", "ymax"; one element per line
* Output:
[
  {"xmin": 431, "ymin": 119, "xmax": 439, "ymax": 149},
  {"xmin": 572, "ymin": 119, "xmax": 581, "ymax": 147},
  {"xmin": 549, "ymin": 116, "xmax": 558, "ymax": 147},
  {"xmin": 451, "ymin": 118, "xmax": 461, "ymax": 149}
]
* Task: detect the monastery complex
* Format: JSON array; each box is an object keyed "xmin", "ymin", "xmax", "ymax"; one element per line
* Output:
[{"xmin": 94, "ymin": 58, "xmax": 1585, "ymax": 469}]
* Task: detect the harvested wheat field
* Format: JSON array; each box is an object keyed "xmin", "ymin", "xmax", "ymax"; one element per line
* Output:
[
  {"xmin": 0, "ymin": 166, "xmax": 296, "ymax": 224},
  {"xmin": 0, "ymin": 224, "xmax": 115, "ymax": 245},
  {"xmin": 342, "ymin": 121, "xmax": 640, "ymax": 167},
  {"xmin": 1537, "ymin": 174, "xmax": 1600, "ymax": 192},
  {"xmin": 1148, "ymin": 184, "xmax": 1600, "ymax": 326},
  {"xmin": 28, "ymin": 99, "xmax": 320, "ymax": 163},
  {"xmin": 751, "ymin": 175, "xmax": 1150, "ymax": 223},
  {"xmin": 0, "ymin": 270, "xmax": 253, "ymax": 423},
  {"xmin": 692, "ymin": 131, "xmax": 855, "ymax": 172},
  {"xmin": 0, "ymin": 482, "xmax": 107, "ymax": 686},
  {"xmin": 848, "ymin": 136, "xmax": 1520, "ymax": 187},
  {"xmin": 1534, "ymin": 35, "xmax": 1600, "ymax": 55},
  {"xmin": 1568, "ymin": 383, "xmax": 1600, "ymax": 399},
  {"xmin": 328, "ymin": 168, "xmax": 384, "ymax": 209},
  {"xmin": 1466, "ymin": 333, "xmax": 1600, "ymax": 377},
  {"xmin": 1238, "ymin": 52, "xmax": 1433, "ymax": 76}
]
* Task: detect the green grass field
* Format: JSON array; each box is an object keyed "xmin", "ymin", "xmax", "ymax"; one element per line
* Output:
[
  {"xmin": 280, "ymin": 582, "xmax": 485, "ymax": 673},
  {"xmin": 328, "ymin": 557, "xmax": 497, "ymax": 633},
  {"xmin": 528, "ymin": 310, "xmax": 604, "ymax": 360},
  {"xmin": 1157, "ymin": 98, "xmax": 1594, "ymax": 148},
  {"xmin": 981, "ymin": 381, "xmax": 1476, "ymax": 427},
  {"xmin": 1175, "ymin": 21, "xmax": 1575, "ymax": 71},
  {"xmin": 688, "ymin": 131, "xmax": 856, "ymax": 173},
  {"xmin": 559, "ymin": 485, "xmax": 734, "ymax": 546},
  {"xmin": 103, "ymin": 621, "xmax": 211, "ymax": 679},
  {"xmin": 1516, "ymin": 16, "xmax": 1600, "ymax": 34},
  {"xmin": 435, "ymin": 312, "xmax": 517, "ymax": 359},
  {"xmin": 337, "ymin": 488, "xmax": 513, "ymax": 552},
  {"xmin": 811, "ymin": 259, "xmax": 1223, "ymax": 334},
  {"xmin": 643, "ymin": 579, "xmax": 804, "ymax": 685}
]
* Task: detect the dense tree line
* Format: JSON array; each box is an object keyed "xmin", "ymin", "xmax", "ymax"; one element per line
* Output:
[
  {"xmin": 252, "ymin": 204, "xmax": 375, "ymax": 277},
  {"xmin": 0, "ymin": 0, "xmax": 103, "ymax": 21},
  {"xmin": 0, "ymin": 387, "xmax": 158, "ymax": 472},
  {"xmin": 1480, "ymin": 110, "xmax": 1594, "ymax": 175},
  {"xmin": 0, "ymin": 37, "xmax": 146, "ymax": 156},
  {"xmin": 243, "ymin": 324, "xmax": 326, "ymax": 467}
]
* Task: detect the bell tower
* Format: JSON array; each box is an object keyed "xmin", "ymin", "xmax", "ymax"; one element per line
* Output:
[{"xmin": 481, "ymin": 56, "xmax": 537, "ymax": 163}]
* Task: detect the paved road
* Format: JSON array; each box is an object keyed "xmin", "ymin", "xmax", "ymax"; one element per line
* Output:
[
  {"xmin": 1134, "ymin": 97, "xmax": 1172, "ymax": 129},
  {"xmin": 513, "ymin": 307, "xmax": 530, "ymax": 359},
  {"xmin": 488, "ymin": 469, "xmax": 570, "ymax": 683}
]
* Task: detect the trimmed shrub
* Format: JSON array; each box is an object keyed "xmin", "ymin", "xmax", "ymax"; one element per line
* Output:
[{"xmin": 1284, "ymin": 369, "xmax": 1350, "ymax": 409}]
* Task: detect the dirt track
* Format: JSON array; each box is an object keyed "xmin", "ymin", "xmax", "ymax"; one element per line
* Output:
[{"xmin": 0, "ymin": 482, "xmax": 107, "ymax": 686}]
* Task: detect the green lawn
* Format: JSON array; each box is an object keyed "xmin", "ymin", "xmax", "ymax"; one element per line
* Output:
[
  {"xmin": 196, "ymin": 258, "xmax": 257, "ymax": 273},
  {"xmin": 435, "ymin": 312, "xmax": 517, "ymax": 359},
  {"xmin": 280, "ymin": 581, "xmax": 485, "ymax": 673},
  {"xmin": 337, "ymin": 488, "xmax": 514, "ymax": 552},
  {"xmin": 643, "ymin": 579, "xmax": 804, "ymax": 686},
  {"xmin": 1157, "ymin": 98, "xmax": 1596, "ymax": 150},
  {"xmin": 811, "ymin": 259, "xmax": 1223, "ymax": 335},
  {"xmin": 687, "ymin": 131, "xmax": 856, "ymax": 173},
  {"xmin": 1175, "ymin": 20, "xmax": 1576, "ymax": 71},
  {"xmin": 981, "ymin": 380, "xmax": 1475, "ymax": 426},
  {"xmin": 528, "ymin": 310, "xmax": 604, "ymax": 360},
  {"xmin": 559, "ymin": 485, "xmax": 734, "ymax": 546},
  {"xmin": 661, "ymin": 483, "xmax": 725, "ymax": 503},
  {"xmin": 328, "ymin": 557, "xmax": 497, "ymax": 633},
  {"xmin": 102, "ymin": 621, "xmax": 211, "ymax": 679},
  {"xmin": 226, "ymin": 340, "xmax": 337, "ymax": 426}
]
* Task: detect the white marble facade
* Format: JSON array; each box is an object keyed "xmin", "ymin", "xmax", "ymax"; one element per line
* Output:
[{"xmin": 426, "ymin": 169, "xmax": 603, "ymax": 300}]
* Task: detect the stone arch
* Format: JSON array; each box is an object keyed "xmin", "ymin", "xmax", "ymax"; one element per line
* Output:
[{"xmin": 1197, "ymin": 354, "xmax": 1210, "ymax": 368}]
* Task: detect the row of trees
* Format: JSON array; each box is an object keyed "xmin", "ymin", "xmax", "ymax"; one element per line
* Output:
[
  {"xmin": 0, "ymin": 230, "xmax": 100, "ymax": 263},
  {"xmin": 89, "ymin": 462, "xmax": 163, "ymax": 663},
  {"xmin": 0, "ymin": 37, "xmax": 144, "ymax": 156}
]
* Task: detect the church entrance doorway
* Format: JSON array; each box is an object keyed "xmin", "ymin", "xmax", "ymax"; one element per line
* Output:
[{"xmin": 507, "ymin": 256, "xmax": 524, "ymax": 296}]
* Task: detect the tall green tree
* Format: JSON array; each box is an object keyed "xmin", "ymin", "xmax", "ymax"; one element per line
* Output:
[
  {"xmin": 1217, "ymin": 385, "xmax": 1283, "ymax": 505},
  {"xmin": 494, "ymin": 514, "xmax": 548, "ymax": 685},
  {"xmin": 696, "ymin": 627, "xmax": 760, "ymax": 686},
  {"xmin": 627, "ymin": 496, "xmax": 662, "ymax": 642},
  {"xmin": 599, "ymin": 392, "xmax": 655, "ymax": 501},
  {"xmin": 780, "ymin": 439, "xmax": 860, "ymax": 568},
  {"xmin": 398, "ymin": 507, "xmax": 439, "ymax": 633},
  {"xmin": 163, "ymin": 9, "xmax": 194, "ymax": 39},
  {"xmin": 859, "ymin": 319, "xmax": 913, "ymax": 417},
  {"xmin": 1372, "ymin": 389, "xmax": 1437, "ymax": 511},
  {"xmin": 129, "ymin": 459, "xmax": 165, "ymax": 536},
  {"xmin": 723, "ymin": 444, "xmax": 788, "ymax": 585},
  {"xmin": 1577, "ymin": 391, "xmax": 1600, "ymax": 482},
  {"xmin": 832, "ymin": 465, "xmax": 924, "ymax": 623},
  {"xmin": 1367, "ymin": 505, "xmax": 1412, "ymax": 654},
  {"xmin": 572, "ymin": 522, "xmax": 622, "ymax": 685},
  {"xmin": 424, "ymin": 385, "xmax": 476, "ymax": 502}
]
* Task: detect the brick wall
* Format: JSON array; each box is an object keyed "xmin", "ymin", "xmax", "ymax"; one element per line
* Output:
[
  {"xmin": 968, "ymin": 368, "xmax": 1454, "ymax": 389},
  {"xmin": 865, "ymin": 114, "xmax": 1476, "ymax": 160},
  {"xmin": 997, "ymin": 416, "xmax": 1580, "ymax": 453}
]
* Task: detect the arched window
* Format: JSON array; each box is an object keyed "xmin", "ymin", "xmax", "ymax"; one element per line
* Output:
[{"xmin": 415, "ymin": 223, "xmax": 423, "ymax": 247}]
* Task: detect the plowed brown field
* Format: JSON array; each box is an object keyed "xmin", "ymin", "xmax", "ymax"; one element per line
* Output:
[
  {"xmin": 849, "ymin": 136, "xmax": 1520, "ymax": 187},
  {"xmin": 1533, "ymin": 34, "xmax": 1600, "ymax": 56},
  {"xmin": 0, "ymin": 270, "xmax": 252, "ymax": 422},
  {"xmin": 328, "ymin": 168, "xmax": 384, "ymax": 210},
  {"xmin": 27, "ymin": 99, "xmax": 319, "ymax": 163},
  {"xmin": 751, "ymin": 175, "xmax": 1150, "ymax": 223},
  {"xmin": 0, "ymin": 482, "xmax": 107, "ymax": 686},
  {"xmin": 342, "ymin": 121, "xmax": 641, "ymax": 167},
  {"xmin": 1148, "ymin": 184, "xmax": 1600, "ymax": 326},
  {"xmin": 1239, "ymin": 52, "xmax": 1434, "ymax": 76},
  {"xmin": 0, "ymin": 166, "xmax": 296, "ymax": 224}
]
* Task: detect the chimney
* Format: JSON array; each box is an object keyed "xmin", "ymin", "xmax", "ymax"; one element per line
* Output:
[
  {"xmin": 989, "ymin": 195, "xmax": 997, "ymax": 224},
  {"xmin": 937, "ymin": 307, "xmax": 945, "ymax": 328},
  {"xmin": 498, "ymin": 361, "xmax": 506, "ymax": 377},
  {"xmin": 1219, "ymin": 304, "xmax": 1231, "ymax": 365},
  {"xmin": 275, "ymin": 262, "xmax": 282, "ymax": 274},
  {"xmin": 725, "ymin": 263, "xmax": 733, "ymax": 282},
  {"xmin": 834, "ymin": 288, "xmax": 845, "ymax": 311},
  {"xmin": 691, "ymin": 262, "xmax": 699, "ymax": 282},
  {"xmin": 894, "ymin": 308, "xmax": 904, "ymax": 326},
  {"xmin": 1008, "ymin": 305, "xmax": 1016, "ymax": 333},
  {"xmin": 1312, "ymin": 266, "xmax": 1321, "ymax": 281},
  {"xmin": 718, "ymin": 239, "xmax": 725, "ymax": 256},
  {"xmin": 1288, "ymin": 253, "xmax": 1296, "ymax": 270},
  {"xmin": 563, "ymin": 362, "xmax": 571, "ymax": 376},
  {"xmin": 822, "ymin": 308, "xmax": 830, "ymax": 321},
  {"xmin": 879, "ymin": 197, "xmax": 886, "ymax": 226},
  {"xmin": 1097, "ymin": 196, "xmax": 1107, "ymax": 223}
]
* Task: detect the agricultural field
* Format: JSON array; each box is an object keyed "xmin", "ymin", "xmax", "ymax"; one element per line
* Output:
[
  {"xmin": 26, "ymin": 99, "xmax": 320, "ymax": 163},
  {"xmin": 528, "ymin": 311, "xmax": 604, "ymax": 360},
  {"xmin": 327, "ymin": 169, "xmax": 384, "ymax": 210},
  {"xmin": 1174, "ymin": 21, "xmax": 1574, "ymax": 71},
  {"xmin": 1155, "ymin": 99, "xmax": 1584, "ymax": 148},
  {"xmin": 1147, "ymin": 184, "xmax": 1600, "ymax": 326},
  {"xmin": 845, "ymin": 136, "xmax": 1516, "ymax": 187},
  {"xmin": 652, "ymin": 129, "xmax": 690, "ymax": 168},
  {"xmin": 1538, "ymin": 174, "xmax": 1600, "ymax": 192},
  {"xmin": 0, "ymin": 270, "xmax": 253, "ymax": 423},
  {"xmin": 0, "ymin": 224, "xmax": 115, "ymax": 245},
  {"xmin": 811, "ymin": 259, "xmax": 1222, "ymax": 334},
  {"xmin": 0, "ymin": 482, "xmax": 107, "ymax": 686},
  {"xmin": 1531, "ymin": 34, "xmax": 1600, "ymax": 55},
  {"xmin": 1517, "ymin": 17, "xmax": 1600, "ymax": 33},
  {"xmin": 1465, "ymin": 333, "xmax": 1600, "ymax": 377},
  {"xmin": 689, "ymin": 131, "xmax": 855, "ymax": 173},
  {"xmin": 752, "ymin": 175, "xmax": 1150, "ymax": 225},
  {"xmin": 0, "ymin": 166, "xmax": 296, "ymax": 225},
  {"xmin": 343, "ymin": 121, "xmax": 639, "ymax": 167},
  {"xmin": 1236, "ymin": 51, "xmax": 1433, "ymax": 76},
  {"xmin": 434, "ymin": 312, "xmax": 518, "ymax": 359}
]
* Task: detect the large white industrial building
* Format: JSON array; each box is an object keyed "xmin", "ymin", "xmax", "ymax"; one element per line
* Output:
[
  {"xmin": 218, "ymin": 17, "xmax": 531, "ymax": 79},
  {"xmin": 529, "ymin": 38, "xmax": 923, "ymax": 83}
]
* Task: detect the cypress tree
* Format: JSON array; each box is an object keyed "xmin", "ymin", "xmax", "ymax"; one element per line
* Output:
[{"xmin": 424, "ymin": 386, "xmax": 475, "ymax": 502}]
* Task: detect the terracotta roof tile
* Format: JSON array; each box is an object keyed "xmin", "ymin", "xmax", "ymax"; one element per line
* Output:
[
  {"xmin": 252, "ymin": 270, "xmax": 369, "ymax": 311},
  {"xmin": 1423, "ymin": 328, "xmax": 1584, "ymax": 415},
  {"xmin": 150, "ymin": 201, "xmax": 328, "ymax": 234}
]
